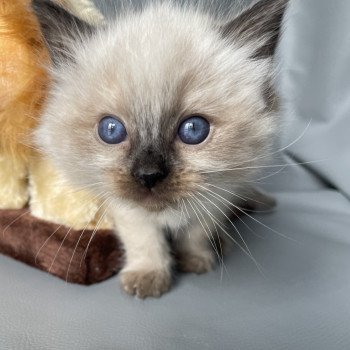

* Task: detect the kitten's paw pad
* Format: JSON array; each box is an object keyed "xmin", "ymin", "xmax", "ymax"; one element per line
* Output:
[
  {"xmin": 178, "ymin": 253, "xmax": 215, "ymax": 274},
  {"xmin": 120, "ymin": 269, "xmax": 171, "ymax": 298}
]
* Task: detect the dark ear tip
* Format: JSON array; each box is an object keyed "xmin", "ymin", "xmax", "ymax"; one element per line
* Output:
[
  {"xmin": 31, "ymin": 0, "xmax": 55, "ymax": 12},
  {"xmin": 222, "ymin": 0, "xmax": 289, "ymax": 58},
  {"xmin": 31, "ymin": 0, "xmax": 75, "ymax": 19},
  {"xmin": 30, "ymin": 0, "xmax": 95, "ymax": 65}
]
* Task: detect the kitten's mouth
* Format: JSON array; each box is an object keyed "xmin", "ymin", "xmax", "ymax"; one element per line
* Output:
[
  {"xmin": 120, "ymin": 184, "xmax": 178, "ymax": 212},
  {"xmin": 136, "ymin": 189, "xmax": 173, "ymax": 212},
  {"xmin": 112, "ymin": 171, "xmax": 196, "ymax": 212}
]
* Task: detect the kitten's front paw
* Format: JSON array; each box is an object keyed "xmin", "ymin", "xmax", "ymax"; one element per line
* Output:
[
  {"xmin": 120, "ymin": 269, "xmax": 171, "ymax": 298},
  {"xmin": 177, "ymin": 251, "xmax": 215, "ymax": 274}
]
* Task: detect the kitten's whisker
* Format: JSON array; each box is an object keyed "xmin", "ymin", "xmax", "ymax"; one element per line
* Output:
[
  {"xmin": 189, "ymin": 197, "xmax": 221, "ymax": 259},
  {"xmin": 181, "ymin": 198, "xmax": 191, "ymax": 220},
  {"xmin": 35, "ymin": 224, "xmax": 64, "ymax": 264},
  {"xmin": 201, "ymin": 185, "xmax": 266, "ymax": 237},
  {"xmin": 190, "ymin": 196, "xmax": 229, "ymax": 279},
  {"xmin": 197, "ymin": 120, "xmax": 313, "ymax": 178},
  {"xmin": 37, "ymin": 190, "xmax": 110, "ymax": 269},
  {"xmin": 200, "ymin": 158, "xmax": 327, "ymax": 174},
  {"xmin": 65, "ymin": 191, "xmax": 111, "ymax": 282},
  {"xmin": 204, "ymin": 183, "xmax": 267, "ymax": 207},
  {"xmin": 212, "ymin": 219, "xmax": 226, "ymax": 281},
  {"xmin": 2, "ymin": 210, "xmax": 31, "ymax": 237},
  {"xmin": 185, "ymin": 198, "xmax": 203, "ymax": 241},
  {"xmin": 28, "ymin": 184, "xmax": 106, "ymax": 204},
  {"xmin": 17, "ymin": 137, "xmax": 40, "ymax": 151},
  {"xmin": 52, "ymin": 181, "xmax": 105, "ymax": 190},
  {"xmin": 186, "ymin": 198, "xmax": 222, "ymax": 268},
  {"xmin": 191, "ymin": 192, "xmax": 262, "ymax": 274},
  {"xmin": 200, "ymin": 185, "xmax": 296, "ymax": 243},
  {"xmin": 195, "ymin": 190, "xmax": 250, "ymax": 250},
  {"xmin": 205, "ymin": 183, "xmax": 247, "ymax": 202},
  {"xmin": 251, "ymin": 165, "xmax": 287, "ymax": 182},
  {"xmin": 80, "ymin": 197, "xmax": 113, "ymax": 265},
  {"xmin": 48, "ymin": 225, "xmax": 75, "ymax": 273},
  {"xmin": 165, "ymin": 203, "xmax": 183, "ymax": 219},
  {"xmin": 192, "ymin": 191, "xmax": 264, "ymax": 275},
  {"xmin": 173, "ymin": 201, "xmax": 185, "ymax": 238},
  {"xmin": 17, "ymin": 141, "xmax": 41, "ymax": 152},
  {"xmin": 225, "ymin": 118, "xmax": 313, "ymax": 169}
]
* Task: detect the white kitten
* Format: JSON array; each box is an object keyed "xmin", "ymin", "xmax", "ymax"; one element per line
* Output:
[{"xmin": 33, "ymin": 0, "xmax": 287, "ymax": 298}]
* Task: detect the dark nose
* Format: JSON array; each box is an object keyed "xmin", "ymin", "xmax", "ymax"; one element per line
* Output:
[{"xmin": 134, "ymin": 169, "xmax": 168, "ymax": 189}]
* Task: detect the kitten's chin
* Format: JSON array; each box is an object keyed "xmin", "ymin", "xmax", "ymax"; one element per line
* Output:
[
  {"xmin": 114, "ymin": 180, "xmax": 183, "ymax": 212},
  {"xmin": 137, "ymin": 195, "xmax": 173, "ymax": 212},
  {"xmin": 124, "ymin": 191, "xmax": 177, "ymax": 212}
]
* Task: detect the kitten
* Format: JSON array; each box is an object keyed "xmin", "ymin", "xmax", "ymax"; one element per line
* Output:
[{"xmin": 32, "ymin": 0, "xmax": 288, "ymax": 298}]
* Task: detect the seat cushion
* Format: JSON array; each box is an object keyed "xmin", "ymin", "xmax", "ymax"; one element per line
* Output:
[{"xmin": 1, "ymin": 180, "xmax": 350, "ymax": 349}]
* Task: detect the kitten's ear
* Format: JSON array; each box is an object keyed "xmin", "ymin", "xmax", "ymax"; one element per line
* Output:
[
  {"xmin": 222, "ymin": 0, "xmax": 288, "ymax": 59},
  {"xmin": 31, "ymin": 0, "xmax": 96, "ymax": 65}
]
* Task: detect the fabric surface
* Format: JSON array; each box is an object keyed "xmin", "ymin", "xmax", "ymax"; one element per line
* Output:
[
  {"xmin": 0, "ymin": 209, "xmax": 122, "ymax": 285},
  {"xmin": 1, "ymin": 0, "xmax": 350, "ymax": 349}
]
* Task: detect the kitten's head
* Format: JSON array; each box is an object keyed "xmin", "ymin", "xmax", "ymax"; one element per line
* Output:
[{"xmin": 33, "ymin": 0, "xmax": 287, "ymax": 211}]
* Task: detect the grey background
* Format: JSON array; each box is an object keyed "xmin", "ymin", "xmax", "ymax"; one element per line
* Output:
[{"xmin": 1, "ymin": 0, "xmax": 350, "ymax": 349}]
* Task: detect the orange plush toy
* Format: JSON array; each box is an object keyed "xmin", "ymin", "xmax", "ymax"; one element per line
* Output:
[
  {"xmin": 0, "ymin": 0, "xmax": 114, "ymax": 229},
  {"xmin": 0, "ymin": 0, "xmax": 48, "ymax": 209},
  {"xmin": 0, "ymin": 0, "xmax": 122, "ymax": 284}
]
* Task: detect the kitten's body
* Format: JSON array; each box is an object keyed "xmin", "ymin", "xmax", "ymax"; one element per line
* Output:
[{"xmin": 33, "ymin": 0, "xmax": 287, "ymax": 298}]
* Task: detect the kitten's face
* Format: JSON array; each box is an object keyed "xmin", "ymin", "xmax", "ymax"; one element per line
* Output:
[{"xmin": 34, "ymin": 1, "xmax": 285, "ymax": 211}]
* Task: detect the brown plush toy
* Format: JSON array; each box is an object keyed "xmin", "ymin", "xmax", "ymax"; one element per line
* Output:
[
  {"xmin": 0, "ymin": 209, "xmax": 123, "ymax": 284},
  {"xmin": 0, "ymin": 0, "xmax": 123, "ymax": 283}
]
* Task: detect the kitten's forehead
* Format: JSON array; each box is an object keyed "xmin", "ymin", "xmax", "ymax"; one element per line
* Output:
[
  {"xmin": 56, "ymin": 2, "xmax": 268, "ymax": 150},
  {"xmin": 102, "ymin": 5, "xmax": 219, "ymax": 107},
  {"xmin": 70, "ymin": 6, "xmax": 211, "ymax": 134}
]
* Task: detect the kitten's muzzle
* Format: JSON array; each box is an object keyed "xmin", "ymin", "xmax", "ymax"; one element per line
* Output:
[
  {"xmin": 133, "ymin": 167, "xmax": 169, "ymax": 189},
  {"xmin": 132, "ymin": 147, "xmax": 170, "ymax": 190}
]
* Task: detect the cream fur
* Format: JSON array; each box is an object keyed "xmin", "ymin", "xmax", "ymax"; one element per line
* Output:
[
  {"xmin": 0, "ymin": 153, "xmax": 28, "ymax": 209},
  {"xmin": 53, "ymin": 0, "xmax": 104, "ymax": 24},
  {"xmin": 29, "ymin": 157, "xmax": 113, "ymax": 229}
]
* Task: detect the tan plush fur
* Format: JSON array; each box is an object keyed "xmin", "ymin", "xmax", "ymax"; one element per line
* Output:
[
  {"xmin": 0, "ymin": 0, "xmax": 112, "ymax": 229},
  {"xmin": 34, "ymin": 0, "xmax": 287, "ymax": 297},
  {"xmin": 0, "ymin": 0, "xmax": 48, "ymax": 209}
]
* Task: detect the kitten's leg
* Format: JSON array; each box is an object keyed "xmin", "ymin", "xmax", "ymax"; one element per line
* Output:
[
  {"xmin": 29, "ymin": 157, "xmax": 113, "ymax": 230},
  {"xmin": 0, "ymin": 153, "xmax": 28, "ymax": 209},
  {"xmin": 175, "ymin": 223, "xmax": 216, "ymax": 274},
  {"xmin": 113, "ymin": 208, "xmax": 172, "ymax": 298}
]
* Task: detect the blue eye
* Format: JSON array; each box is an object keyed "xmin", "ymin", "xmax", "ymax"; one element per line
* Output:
[
  {"xmin": 178, "ymin": 116, "xmax": 210, "ymax": 145},
  {"xmin": 98, "ymin": 116, "xmax": 127, "ymax": 144}
]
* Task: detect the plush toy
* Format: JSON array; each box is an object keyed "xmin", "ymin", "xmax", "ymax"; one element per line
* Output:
[
  {"xmin": 0, "ymin": 0, "xmax": 120, "ymax": 283},
  {"xmin": 0, "ymin": 208, "xmax": 122, "ymax": 284},
  {"xmin": 52, "ymin": 0, "xmax": 105, "ymax": 25}
]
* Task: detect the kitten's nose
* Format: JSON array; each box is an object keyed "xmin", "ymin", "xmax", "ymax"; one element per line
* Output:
[{"xmin": 134, "ymin": 168, "xmax": 168, "ymax": 189}]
